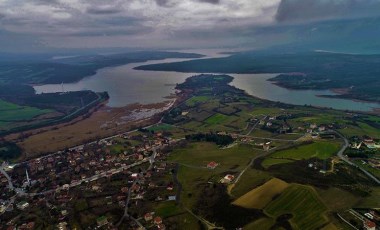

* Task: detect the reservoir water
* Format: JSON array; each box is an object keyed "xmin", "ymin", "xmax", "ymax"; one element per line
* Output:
[{"xmin": 34, "ymin": 50, "xmax": 380, "ymax": 112}]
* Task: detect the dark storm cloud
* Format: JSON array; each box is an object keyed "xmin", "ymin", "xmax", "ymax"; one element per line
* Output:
[
  {"xmin": 154, "ymin": 0, "xmax": 176, "ymax": 7},
  {"xmin": 86, "ymin": 7, "xmax": 122, "ymax": 15},
  {"xmin": 197, "ymin": 0, "xmax": 221, "ymax": 4},
  {"xmin": 70, "ymin": 26, "xmax": 153, "ymax": 36},
  {"xmin": 276, "ymin": 0, "xmax": 380, "ymax": 23},
  {"xmin": 0, "ymin": 0, "xmax": 306, "ymax": 51}
]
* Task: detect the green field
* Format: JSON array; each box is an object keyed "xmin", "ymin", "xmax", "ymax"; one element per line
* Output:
[
  {"xmin": 0, "ymin": 99, "xmax": 52, "ymax": 130},
  {"xmin": 170, "ymin": 142, "xmax": 258, "ymax": 170},
  {"xmin": 269, "ymin": 140, "xmax": 341, "ymax": 161},
  {"xmin": 265, "ymin": 184, "xmax": 329, "ymax": 230},
  {"xmin": 185, "ymin": 96, "xmax": 211, "ymax": 107},
  {"xmin": 0, "ymin": 99, "xmax": 51, "ymax": 122},
  {"xmin": 204, "ymin": 113, "xmax": 230, "ymax": 125},
  {"xmin": 339, "ymin": 121, "xmax": 380, "ymax": 137},
  {"xmin": 154, "ymin": 201, "xmax": 182, "ymax": 218}
]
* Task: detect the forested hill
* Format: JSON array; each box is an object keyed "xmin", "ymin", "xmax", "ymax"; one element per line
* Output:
[{"xmin": 0, "ymin": 51, "xmax": 204, "ymax": 85}]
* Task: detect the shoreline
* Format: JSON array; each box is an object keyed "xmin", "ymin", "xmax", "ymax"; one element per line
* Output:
[
  {"xmin": 270, "ymin": 81, "xmax": 380, "ymax": 111},
  {"xmin": 232, "ymin": 80, "xmax": 380, "ymax": 116}
]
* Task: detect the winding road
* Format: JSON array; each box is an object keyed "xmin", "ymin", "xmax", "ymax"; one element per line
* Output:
[{"xmin": 333, "ymin": 130, "xmax": 380, "ymax": 185}]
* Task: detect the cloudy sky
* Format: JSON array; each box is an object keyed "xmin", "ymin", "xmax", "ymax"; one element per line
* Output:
[{"xmin": 0, "ymin": 0, "xmax": 380, "ymax": 52}]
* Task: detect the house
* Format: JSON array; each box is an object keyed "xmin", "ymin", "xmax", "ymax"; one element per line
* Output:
[
  {"xmin": 351, "ymin": 142, "xmax": 362, "ymax": 149},
  {"xmin": 207, "ymin": 161, "xmax": 218, "ymax": 169},
  {"xmin": 154, "ymin": 216, "xmax": 163, "ymax": 225},
  {"xmin": 263, "ymin": 142, "xmax": 271, "ymax": 151},
  {"xmin": 16, "ymin": 201, "xmax": 29, "ymax": 210},
  {"xmin": 310, "ymin": 124, "xmax": 317, "ymax": 129},
  {"xmin": 131, "ymin": 173, "xmax": 139, "ymax": 179},
  {"xmin": 363, "ymin": 220, "xmax": 376, "ymax": 230},
  {"xmin": 144, "ymin": 212, "xmax": 153, "ymax": 222},
  {"xmin": 166, "ymin": 184, "xmax": 174, "ymax": 191},
  {"xmin": 57, "ymin": 222, "xmax": 68, "ymax": 230},
  {"xmin": 220, "ymin": 174, "xmax": 235, "ymax": 184},
  {"xmin": 168, "ymin": 196, "xmax": 176, "ymax": 201}
]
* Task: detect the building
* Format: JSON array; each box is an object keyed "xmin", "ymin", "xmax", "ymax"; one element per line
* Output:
[
  {"xmin": 220, "ymin": 174, "xmax": 235, "ymax": 184},
  {"xmin": 16, "ymin": 201, "xmax": 29, "ymax": 210},
  {"xmin": 154, "ymin": 216, "xmax": 163, "ymax": 225},
  {"xmin": 363, "ymin": 220, "xmax": 376, "ymax": 230},
  {"xmin": 144, "ymin": 212, "xmax": 153, "ymax": 222},
  {"xmin": 57, "ymin": 222, "xmax": 68, "ymax": 230},
  {"xmin": 263, "ymin": 142, "xmax": 271, "ymax": 151},
  {"xmin": 207, "ymin": 161, "xmax": 218, "ymax": 169}
]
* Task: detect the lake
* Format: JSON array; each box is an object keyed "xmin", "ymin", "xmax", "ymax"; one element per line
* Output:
[{"xmin": 34, "ymin": 50, "xmax": 380, "ymax": 112}]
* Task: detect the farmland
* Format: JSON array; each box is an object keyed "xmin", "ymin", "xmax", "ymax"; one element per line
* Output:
[
  {"xmin": 264, "ymin": 184, "xmax": 329, "ymax": 230},
  {"xmin": 232, "ymin": 178, "xmax": 289, "ymax": 209},
  {"xmin": 158, "ymin": 74, "xmax": 380, "ymax": 229}
]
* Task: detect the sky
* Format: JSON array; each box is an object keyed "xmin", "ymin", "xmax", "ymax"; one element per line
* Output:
[{"xmin": 0, "ymin": 0, "xmax": 380, "ymax": 52}]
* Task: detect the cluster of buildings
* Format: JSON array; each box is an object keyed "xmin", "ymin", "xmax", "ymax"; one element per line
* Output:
[
  {"xmin": 351, "ymin": 136, "xmax": 380, "ymax": 150},
  {"xmin": 0, "ymin": 131, "xmax": 180, "ymax": 229}
]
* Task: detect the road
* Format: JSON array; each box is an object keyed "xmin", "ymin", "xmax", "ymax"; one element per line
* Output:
[
  {"xmin": 236, "ymin": 134, "xmax": 298, "ymax": 142},
  {"xmin": 333, "ymin": 130, "xmax": 380, "ymax": 185},
  {"xmin": 117, "ymin": 179, "xmax": 139, "ymax": 227},
  {"xmin": 183, "ymin": 207, "xmax": 224, "ymax": 230},
  {"xmin": 244, "ymin": 115, "xmax": 267, "ymax": 136},
  {"xmin": 172, "ymin": 163, "xmax": 182, "ymax": 204},
  {"xmin": 232, "ymin": 149, "xmax": 272, "ymax": 187},
  {"xmin": 0, "ymin": 163, "xmax": 14, "ymax": 190},
  {"xmin": 116, "ymin": 145, "xmax": 162, "ymax": 228}
]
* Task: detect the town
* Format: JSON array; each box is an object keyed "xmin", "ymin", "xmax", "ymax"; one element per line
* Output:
[{"xmin": 1, "ymin": 116, "xmax": 379, "ymax": 229}]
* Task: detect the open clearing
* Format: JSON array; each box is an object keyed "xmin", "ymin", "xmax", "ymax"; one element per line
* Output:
[
  {"xmin": 265, "ymin": 184, "xmax": 329, "ymax": 230},
  {"xmin": 169, "ymin": 142, "xmax": 259, "ymax": 208},
  {"xmin": 170, "ymin": 142, "xmax": 258, "ymax": 170},
  {"xmin": 232, "ymin": 178, "xmax": 289, "ymax": 209}
]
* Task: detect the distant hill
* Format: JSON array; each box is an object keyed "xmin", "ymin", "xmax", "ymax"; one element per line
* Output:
[{"xmin": 0, "ymin": 51, "xmax": 204, "ymax": 85}]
